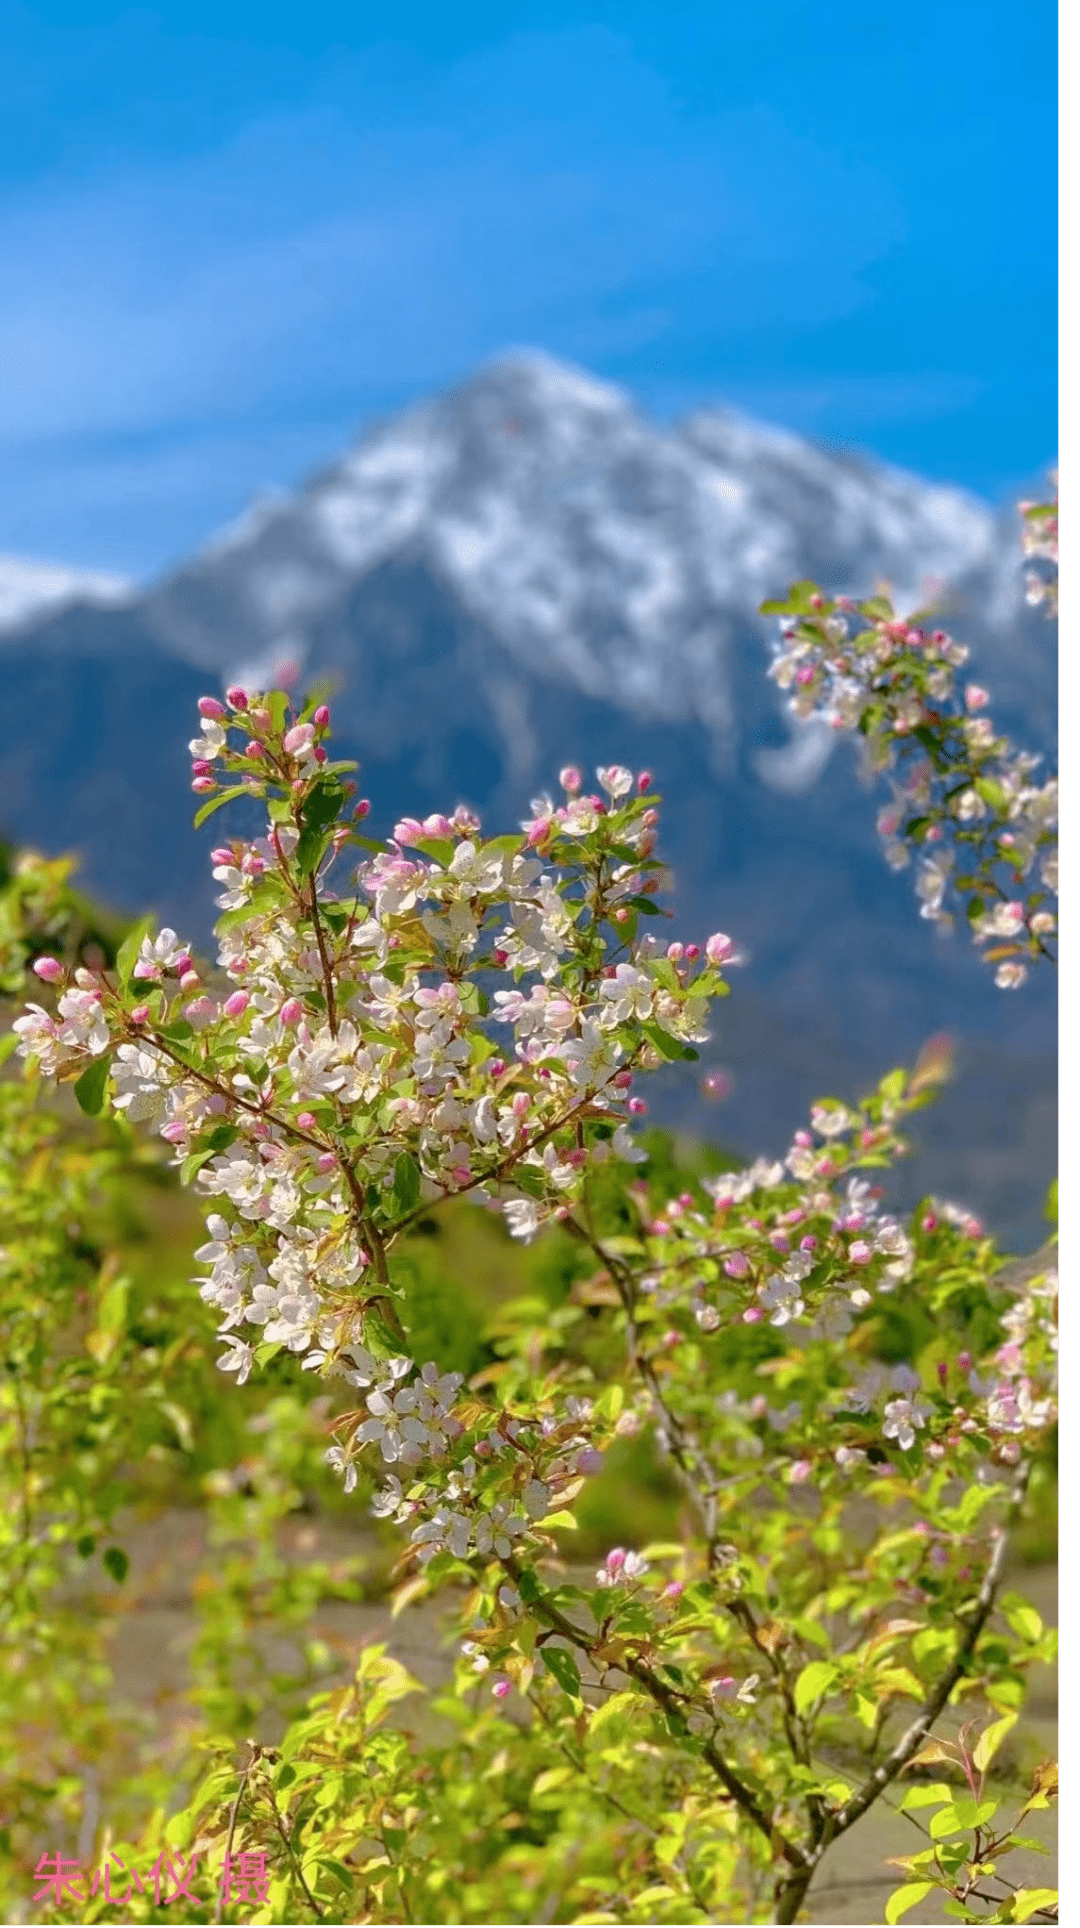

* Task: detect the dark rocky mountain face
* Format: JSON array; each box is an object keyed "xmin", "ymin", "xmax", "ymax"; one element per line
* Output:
[{"xmin": 0, "ymin": 354, "xmax": 1055, "ymax": 1247}]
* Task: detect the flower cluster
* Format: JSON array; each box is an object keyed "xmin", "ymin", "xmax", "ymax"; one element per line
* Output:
[
  {"xmin": 14, "ymin": 689, "xmax": 738, "ymax": 1539},
  {"xmin": 1020, "ymin": 482, "xmax": 1058, "ymax": 616},
  {"xmin": 761, "ymin": 574, "xmax": 1057, "ymax": 986}
]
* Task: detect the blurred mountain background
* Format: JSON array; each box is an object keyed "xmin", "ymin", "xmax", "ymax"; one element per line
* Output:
[{"xmin": 0, "ymin": 351, "xmax": 1055, "ymax": 1248}]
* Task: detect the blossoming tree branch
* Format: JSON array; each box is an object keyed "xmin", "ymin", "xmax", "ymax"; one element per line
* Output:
[{"xmin": 11, "ymin": 495, "xmax": 1057, "ymax": 1926}]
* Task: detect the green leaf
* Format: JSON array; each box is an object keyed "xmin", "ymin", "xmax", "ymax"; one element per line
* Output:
[
  {"xmin": 1012, "ymin": 1890, "xmax": 1059, "ymax": 1922},
  {"xmin": 1044, "ymin": 1178, "xmax": 1058, "ymax": 1227},
  {"xmin": 885, "ymin": 1882, "xmax": 935, "ymax": 1924},
  {"xmin": 975, "ymin": 777, "xmax": 1007, "ymax": 811},
  {"xmin": 758, "ymin": 580, "xmax": 826, "ymax": 617},
  {"xmin": 295, "ymin": 826, "xmax": 329, "ymax": 876},
  {"xmin": 900, "ymin": 1784, "xmax": 955, "ymax": 1812},
  {"xmin": 973, "ymin": 1715, "xmax": 1018, "ymax": 1772},
  {"xmin": 74, "ymin": 1056, "xmax": 110, "ymax": 1116},
  {"xmin": 640, "ymin": 1019, "xmax": 698, "ymax": 1063},
  {"xmin": 541, "ymin": 1646, "xmax": 582, "ymax": 1701},
  {"xmin": 414, "ymin": 835, "xmax": 455, "ymax": 866},
  {"xmin": 103, "ymin": 1546, "xmax": 129, "ymax": 1584},
  {"xmin": 181, "ymin": 1149, "xmax": 216, "ymax": 1185},
  {"xmin": 194, "ymin": 784, "xmax": 252, "ymax": 828},
  {"xmin": 517, "ymin": 1568, "xmax": 543, "ymax": 1606},
  {"xmin": 76, "ymin": 1534, "xmax": 96, "ymax": 1558},
  {"xmin": 392, "ymin": 1153, "xmax": 421, "ymax": 1215},
  {"xmin": 115, "ymin": 914, "xmax": 155, "ymax": 983},
  {"xmin": 794, "ymin": 1661, "xmax": 840, "ymax": 1715},
  {"xmin": 1001, "ymin": 1597, "xmax": 1043, "ymax": 1644}
]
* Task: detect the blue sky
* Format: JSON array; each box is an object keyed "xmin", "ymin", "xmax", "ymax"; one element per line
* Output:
[{"xmin": 0, "ymin": 0, "xmax": 1057, "ymax": 577}]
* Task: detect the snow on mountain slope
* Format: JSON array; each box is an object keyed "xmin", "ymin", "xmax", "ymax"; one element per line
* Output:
[
  {"xmin": 0, "ymin": 555, "xmax": 130, "ymax": 631},
  {"xmin": 145, "ymin": 352, "xmax": 1006, "ymax": 770},
  {"xmin": 0, "ymin": 351, "xmax": 1054, "ymax": 1245}
]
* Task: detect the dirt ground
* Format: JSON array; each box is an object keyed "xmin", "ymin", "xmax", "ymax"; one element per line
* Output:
[{"xmin": 84, "ymin": 1510, "xmax": 1057, "ymax": 1928}]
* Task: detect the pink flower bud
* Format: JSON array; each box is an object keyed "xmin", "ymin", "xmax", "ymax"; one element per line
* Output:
[
  {"xmin": 314, "ymin": 743, "xmax": 327, "ymax": 763},
  {"xmin": 663, "ymin": 1580, "xmax": 684, "ymax": 1600},
  {"xmin": 192, "ymin": 777, "xmax": 216, "ymax": 794},
  {"xmin": 191, "ymin": 758, "xmax": 214, "ymax": 776},
  {"xmin": 637, "ymin": 770, "xmax": 652, "ymax": 792},
  {"xmin": 667, "ymin": 942, "xmax": 684, "ymax": 960},
  {"xmin": 423, "ymin": 813, "xmax": 452, "ymax": 836},
  {"xmin": 283, "ymin": 723, "xmax": 315, "ymax": 755},
  {"xmin": 705, "ymin": 932, "xmax": 735, "ymax": 966},
  {"xmin": 198, "ymin": 697, "xmax": 226, "ymax": 719},
  {"xmin": 223, "ymin": 990, "xmax": 249, "ymax": 1019},
  {"xmin": 742, "ymin": 1306, "xmax": 764, "ymax": 1323},
  {"xmin": 684, "ymin": 943, "xmax": 700, "ymax": 961},
  {"xmin": 612, "ymin": 1069, "xmax": 633, "ymax": 1088},
  {"xmin": 559, "ymin": 765, "xmax": 582, "ymax": 793},
  {"xmin": 296, "ymin": 1111, "xmax": 317, "ymax": 1130},
  {"xmin": 795, "ymin": 664, "xmax": 816, "ymax": 685},
  {"xmin": 316, "ymin": 1152, "xmax": 337, "ymax": 1174},
  {"xmin": 921, "ymin": 1212, "xmax": 938, "ymax": 1232},
  {"xmin": 174, "ymin": 954, "xmax": 194, "ymax": 975},
  {"xmin": 179, "ymin": 970, "xmax": 201, "ymax": 991},
  {"xmin": 614, "ymin": 907, "xmax": 629, "ymax": 923},
  {"xmin": 32, "ymin": 956, "xmax": 63, "ymax": 982},
  {"xmin": 210, "ymin": 846, "xmax": 234, "ymax": 865},
  {"xmin": 130, "ymin": 1005, "xmax": 150, "ymax": 1025},
  {"xmin": 488, "ymin": 1059, "xmax": 506, "ymax": 1078},
  {"xmin": 788, "ymin": 1459, "xmax": 812, "ymax": 1484},
  {"xmin": 313, "ymin": 705, "xmax": 331, "ymax": 728},
  {"xmin": 280, "ymin": 998, "xmax": 303, "ymax": 1025},
  {"xmin": 226, "ymin": 686, "xmax": 248, "ymax": 709},
  {"xmin": 354, "ymin": 799, "xmax": 371, "ymax": 819},
  {"xmin": 494, "ymin": 949, "xmax": 509, "ymax": 966},
  {"xmin": 799, "ymin": 1235, "xmax": 817, "ymax": 1251},
  {"xmin": 629, "ymin": 1097, "xmax": 647, "ymax": 1116},
  {"xmin": 245, "ymin": 739, "xmax": 264, "ymax": 759},
  {"xmin": 161, "ymin": 1121, "xmax": 187, "ymax": 1144},
  {"xmin": 965, "ymin": 684, "xmax": 990, "ymax": 711},
  {"xmin": 723, "ymin": 1251, "xmax": 750, "ymax": 1278},
  {"xmin": 848, "ymin": 1240, "xmax": 873, "ymax": 1264},
  {"xmin": 575, "ymin": 1447, "xmax": 604, "ymax": 1476},
  {"xmin": 491, "ymin": 1677, "xmax": 512, "ymax": 1699}
]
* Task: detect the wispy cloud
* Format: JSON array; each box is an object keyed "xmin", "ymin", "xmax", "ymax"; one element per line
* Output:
[{"xmin": 0, "ymin": 19, "xmax": 1054, "ymax": 571}]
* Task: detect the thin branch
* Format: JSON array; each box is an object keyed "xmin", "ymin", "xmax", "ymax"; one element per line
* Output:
[{"xmin": 820, "ymin": 1459, "xmax": 1030, "ymax": 1850}]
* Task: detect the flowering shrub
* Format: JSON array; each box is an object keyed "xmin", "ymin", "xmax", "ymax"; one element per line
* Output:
[
  {"xmin": 761, "ymin": 488, "xmax": 1059, "ymax": 989},
  {"xmin": 11, "ymin": 666, "xmax": 1057, "ymax": 1924}
]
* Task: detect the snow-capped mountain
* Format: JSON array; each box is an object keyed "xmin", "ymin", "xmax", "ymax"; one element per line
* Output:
[
  {"xmin": 143, "ymin": 352, "xmax": 1027, "ymax": 756},
  {"xmin": 0, "ymin": 353, "xmax": 1055, "ymax": 1245},
  {"xmin": 0, "ymin": 555, "xmax": 130, "ymax": 631}
]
